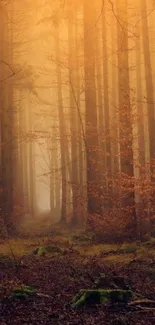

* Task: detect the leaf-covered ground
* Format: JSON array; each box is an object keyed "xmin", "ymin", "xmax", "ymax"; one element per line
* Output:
[{"xmin": 0, "ymin": 232, "xmax": 155, "ymax": 324}]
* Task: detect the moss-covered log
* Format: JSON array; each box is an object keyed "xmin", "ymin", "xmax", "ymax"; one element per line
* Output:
[
  {"xmin": 71, "ymin": 289, "xmax": 133, "ymax": 308},
  {"xmin": 1, "ymin": 284, "xmax": 50, "ymax": 302},
  {"xmin": 11, "ymin": 285, "xmax": 37, "ymax": 300}
]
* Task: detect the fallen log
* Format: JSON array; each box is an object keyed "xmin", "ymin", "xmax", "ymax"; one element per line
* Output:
[{"xmin": 71, "ymin": 289, "xmax": 133, "ymax": 308}]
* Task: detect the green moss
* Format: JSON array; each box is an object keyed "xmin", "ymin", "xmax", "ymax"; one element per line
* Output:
[
  {"xmin": 71, "ymin": 289, "xmax": 133, "ymax": 308},
  {"xmin": 11, "ymin": 285, "xmax": 37, "ymax": 300},
  {"xmin": 33, "ymin": 245, "xmax": 62, "ymax": 256},
  {"xmin": 33, "ymin": 247, "xmax": 46, "ymax": 256}
]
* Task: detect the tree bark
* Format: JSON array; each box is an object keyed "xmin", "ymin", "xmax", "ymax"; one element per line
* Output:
[
  {"xmin": 83, "ymin": 0, "xmax": 100, "ymax": 216},
  {"xmin": 116, "ymin": 0, "xmax": 137, "ymax": 237}
]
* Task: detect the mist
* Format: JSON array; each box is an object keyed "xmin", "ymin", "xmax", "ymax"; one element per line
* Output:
[{"xmin": 1, "ymin": 0, "xmax": 155, "ymax": 323}]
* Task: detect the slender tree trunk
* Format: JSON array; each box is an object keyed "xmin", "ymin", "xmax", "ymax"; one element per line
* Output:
[
  {"xmin": 135, "ymin": 18, "xmax": 146, "ymax": 239},
  {"xmin": 54, "ymin": 147, "xmax": 61, "ymax": 218},
  {"xmin": 54, "ymin": 22, "xmax": 67, "ymax": 223},
  {"xmin": 110, "ymin": 11, "xmax": 119, "ymax": 206},
  {"xmin": 22, "ymin": 102, "xmax": 29, "ymax": 212},
  {"xmin": 75, "ymin": 10, "xmax": 85, "ymax": 225},
  {"xmin": 140, "ymin": 0, "xmax": 155, "ymax": 223},
  {"xmin": 28, "ymin": 104, "xmax": 36, "ymax": 216},
  {"xmin": 18, "ymin": 100, "xmax": 28, "ymax": 207},
  {"xmin": 116, "ymin": 0, "xmax": 137, "ymax": 237},
  {"xmin": 68, "ymin": 10, "xmax": 79, "ymax": 226},
  {"xmin": 140, "ymin": 0, "xmax": 155, "ymax": 165},
  {"xmin": 83, "ymin": 0, "xmax": 100, "ymax": 217},
  {"xmin": 94, "ymin": 17, "xmax": 106, "ymax": 215},
  {"xmin": 102, "ymin": 6, "xmax": 112, "ymax": 206},
  {"xmin": 49, "ymin": 137, "xmax": 55, "ymax": 213},
  {"xmin": 0, "ymin": 7, "xmax": 14, "ymax": 233}
]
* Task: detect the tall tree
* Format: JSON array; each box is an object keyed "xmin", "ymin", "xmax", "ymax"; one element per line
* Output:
[
  {"xmin": 54, "ymin": 19, "xmax": 67, "ymax": 223},
  {"xmin": 83, "ymin": 0, "xmax": 100, "ymax": 216},
  {"xmin": 75, "ymin": 7, "xmax": 86, "ymax": 224},
  {"xmin": 135, "ymin": 16, "xmax": 146, "ymax": 238},
  {"xmin": 140, "ymin": 0, "xmax": 155, "ymax": 165},
  {"xmin": 140, "ymin": 0, "xmax": 155, "ymax": 221},
  {"xmin": 102, "ymin": 4, "xmax": 112, "ymax": 205},
  {"xmin": 94, "ymin": 10, "xmax": 106, "ymax": 215},
  {"xmin": 28, "ymin": 103, "xmax": 36, "ymax": 216},
  {"xmin": 110, "ymin": 5, "xmax": 119, "ymax": 208},
  {"xmin": 0, "ymin": 4, "xmax": 14, "ymax": 233},
  {"xmin": 68, "ymin": 6, "xmax": 80, "ymax": 225},
  {"xmin": 116, "ymin": 0, "xmax": 137, "ymax": 236}
]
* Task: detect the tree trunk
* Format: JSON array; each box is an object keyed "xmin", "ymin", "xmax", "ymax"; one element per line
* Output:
[
  {"xmin": 54, "ymin": 22, "xmax": 67, "ymax": 223},
  {"xmin": 28, "ymin": 103, "xmax": 36, "ymax": 216},
  {"xmin": 102, "ymin": 6, "xmax": 112, "ymax": 206},
  {"xmin": 83, "ymin": 0, "xmax": 100, "ymax": 217},
  {"xmin": 68, "ymin": 10, "xmax": 80, "ymax": 226},
  {"xmin": 94, "ymin": 14, "xmax": 106, "ymax": 216},
  {"xmin": 0, "ymin": 8, "xmax": 14, "ymax": 234},
  {"xmin": 135, "ymin": 16, "xmax": 146, "ymax": 239},
  {"xmin": 116, "ymin": 0, "xmax": 137, "ymax": 237},
  {"xmin": 140, "ymin": 0, "xmax": 155, "ymax": 223}
]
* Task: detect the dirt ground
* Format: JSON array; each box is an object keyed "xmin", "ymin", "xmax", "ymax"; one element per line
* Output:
[{"xmin": 0, "ymin": 234, "xmax": 155, "ymax": 324}]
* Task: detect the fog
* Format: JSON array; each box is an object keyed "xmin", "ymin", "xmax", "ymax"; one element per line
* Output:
[
  {"xmin": 1, "ymin": 1, "xmax": 155, "ymax": 323},
  {"xmin": 1, "ymin": 0, "xmax": 155, "ymax": 239}
]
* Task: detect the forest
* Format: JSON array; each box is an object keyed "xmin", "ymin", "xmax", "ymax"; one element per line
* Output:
[{"xmin": 1, "ymin": 0, "xmax": 155, "ymax": 324}]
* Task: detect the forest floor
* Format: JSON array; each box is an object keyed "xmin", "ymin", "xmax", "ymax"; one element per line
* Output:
[{"xmin": 1, "ymin": 228, "xmax": 155, "ymax": 324}]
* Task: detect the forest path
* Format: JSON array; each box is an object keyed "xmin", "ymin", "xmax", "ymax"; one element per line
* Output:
[{"xmin": 16, "ymin": 211, "xmax": 58, "ymax": 236}]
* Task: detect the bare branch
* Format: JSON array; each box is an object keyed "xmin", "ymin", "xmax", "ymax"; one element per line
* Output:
[{"xmin": 0, "ymin": 60, "xmax": 22, "ymax": 82}]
